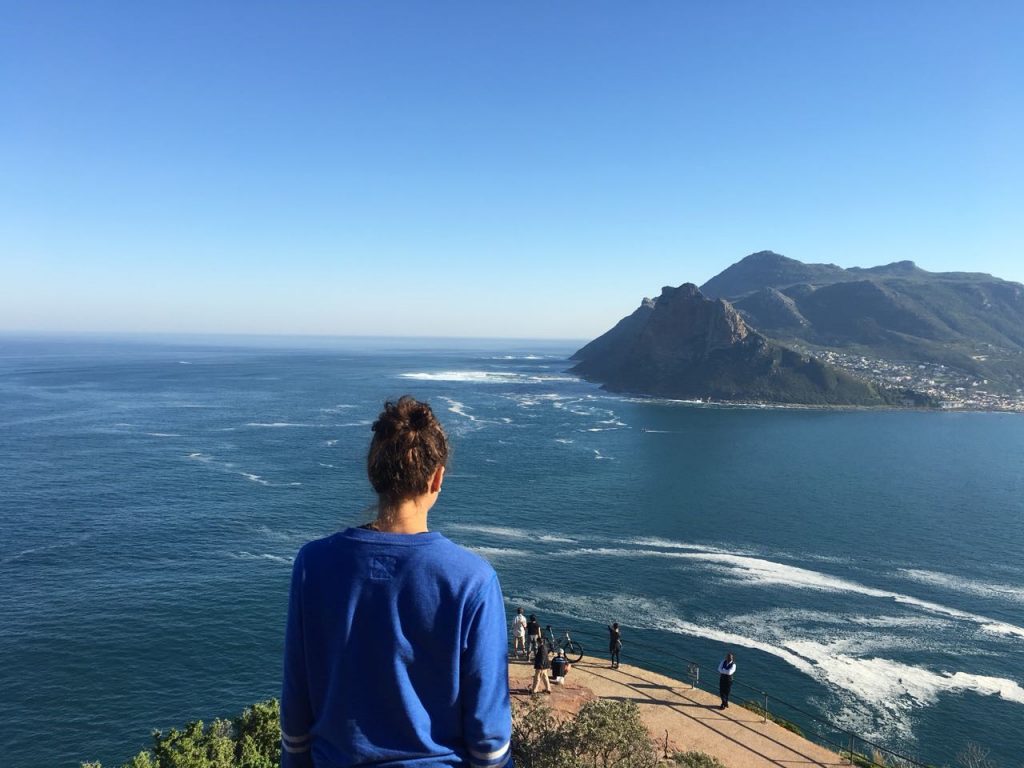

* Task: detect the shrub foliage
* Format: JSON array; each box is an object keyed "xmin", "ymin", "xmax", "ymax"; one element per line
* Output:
[
  {"xmin": 512, "ymin": 699, "xmax": 658, "ymax": 768},
  {"xmin": 82, "ymin": 700, "xmax": 281, "ymax": 768},
  {"xmin": 88, "ymin": 697, "xmax": 678, "ymax": 768}
]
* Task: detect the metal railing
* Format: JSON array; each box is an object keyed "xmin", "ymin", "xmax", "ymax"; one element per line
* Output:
[{"xmin": 544, "ymin": 624, "xmax": 934, "ymax": 768}]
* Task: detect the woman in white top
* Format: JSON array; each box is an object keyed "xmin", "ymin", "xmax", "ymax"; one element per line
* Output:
[
  {"xmin": 511, "ymin": 607, "xmax": 527, "ymax": 658},
  {"xmin": 717, "ymin": 652, "xmax": 736, "ymax": 709}
]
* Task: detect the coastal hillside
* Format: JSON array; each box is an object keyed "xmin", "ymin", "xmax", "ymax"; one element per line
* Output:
[
  {"xmin": 572, "ymin": 283, "xmax": 903, "ymax": 406},
  {"xmin": 700, "ymin": 251, "xmax": 1024, "ymax": 396}
]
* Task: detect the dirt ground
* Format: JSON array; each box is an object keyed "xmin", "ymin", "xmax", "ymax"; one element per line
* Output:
[{"xmin": 509, "ymin": 655, "xmax": 848, "ymax": 767}]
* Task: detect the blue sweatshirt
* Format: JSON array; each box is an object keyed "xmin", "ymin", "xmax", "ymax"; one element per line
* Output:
[{"xmin": 281, "ymin": 527, "xmax": 512, "ymax": 768}]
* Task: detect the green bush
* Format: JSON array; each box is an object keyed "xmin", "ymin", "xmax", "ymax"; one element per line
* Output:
[
  {"xmin": 82, "ymin": 700, "xmax": 281, "ymax": 768},
  {"xmin": 512, "ymin": 699, "xmax": 658, "ymax": 768},
  {"xmin": 672, "ymin": 751, "xmax": 727, "ymax": 768}
]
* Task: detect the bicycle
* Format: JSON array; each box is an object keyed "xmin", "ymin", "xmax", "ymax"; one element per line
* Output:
[{"xmin": 543, "ymin": 625, "xmax": 584, "ymax": 663}]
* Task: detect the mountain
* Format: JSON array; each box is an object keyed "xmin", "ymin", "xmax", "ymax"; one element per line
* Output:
[
  {"xmin": 572, "ymin": 284, "xmax": 902, "ymax": 405},
  {"xmin": 699, "ymin": 251, "xmax": 1024, "ymax": 390}
]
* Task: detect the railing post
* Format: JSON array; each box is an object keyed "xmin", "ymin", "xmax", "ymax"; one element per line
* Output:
[
  {"xmin": 848, "ymin": 733, "xmax": 855, "ymax": 764},
  {"xmin": 762, "ymin": 692, "xmax": 768, "ymax": 723}
]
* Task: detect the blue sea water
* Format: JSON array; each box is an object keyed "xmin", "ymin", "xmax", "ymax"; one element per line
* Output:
[{"xmin": 1, "ymin": 335, "xmax": 1022, "ymax": 768}]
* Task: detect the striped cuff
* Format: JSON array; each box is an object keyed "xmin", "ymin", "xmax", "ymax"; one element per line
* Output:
[
  {"xmin": 469, "ymin": 740, "xmax": 511, "ymax": 768},
  {"xmin": 282, "ymin": 729, "xmax": 312, "ymax": 754}
]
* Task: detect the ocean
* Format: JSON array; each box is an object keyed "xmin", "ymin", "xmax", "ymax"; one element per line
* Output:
[{"xmin": 1, "ymin": 335, "xmax": 1022, "ymax": 767}]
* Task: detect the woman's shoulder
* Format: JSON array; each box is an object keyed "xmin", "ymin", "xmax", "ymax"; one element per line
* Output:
[{"xmin": 431, "ymin": 535, "xmax": 499, "ymax": 578}]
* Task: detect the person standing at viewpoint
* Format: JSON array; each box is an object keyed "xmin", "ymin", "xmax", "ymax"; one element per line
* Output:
[
  {"xmin": 717, "ymin": 652, "xmax": 737, "ymax": 709},
  {"xmin": 525, "ymin": 613, "xmax": 541, "ymax": 657},
  {"xmin": 608, "ymin": 622, "xmax": 622, "ymax": 669},
  {"xmin": 280, "ymin": 396, "xmax": 512, "ymax": 768},
  {"xmin": 511, "ymin": 607, "xmax": 527, "ymax": 658},
  {"xmin": 530, "ymin": 636, "xmax": 551, "ymax": 694}
]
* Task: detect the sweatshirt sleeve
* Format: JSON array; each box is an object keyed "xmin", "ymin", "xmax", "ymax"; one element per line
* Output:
[
  {"xmin": 460, "ymin": 573, "xmax": 513, "ymax": 768},
  {"xmin": 281, "ymin": 550, "xmax": 314, "ymax": 768}
]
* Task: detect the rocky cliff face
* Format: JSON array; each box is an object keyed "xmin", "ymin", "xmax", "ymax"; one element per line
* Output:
[{"xmin": 573, "ymin": 283, "xmax": 896, "ymax": 405}]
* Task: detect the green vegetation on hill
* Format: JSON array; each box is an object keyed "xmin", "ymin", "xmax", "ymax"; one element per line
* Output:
[
  {"xmin": 85, "ymin": 698, "xmax": 671, "ymax": 768},
  {"xmin": 512, "ymin": 699, "xmax": 658, "ymax": 768},
  {"xmin": 82, "ymin": 700, "xmax": 280, "ymax": 768},
  {"xmin": 572, "ymin": 283, "xmax": 913, "ymax": 406},
  {"xmin": 702, "ymin": 250, "xmax": 1024, "ymax": 393}
]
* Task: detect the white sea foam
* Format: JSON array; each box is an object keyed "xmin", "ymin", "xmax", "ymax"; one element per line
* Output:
[
  {"xmin": 448, "ymin": 524, "xmax": 530, "ymax": 539},
  {"xmin": 325, "ymin": 439, "xmax": 339, "ymax": 446},
  {"xmin": 232, "ymin": 551, "xmax": 293, "ymax": 565},
  {"xmin": 489, "ymin": 354, "xmax": 550, "ymax": 360},
  {"xmin": 246, "ymin": 422, "xmax": 322, "ymax": 428},
  {"xmin": 0, "ymin": 533, "xmax": 96, "ymax": 565},
  {"xmin": 899, "ymin": 568, "xmax": 1024, "ymax": 605},
  {"xmin": 242, "ymin": 472, "xmax": 270, "ymax": 485},
  {"xmin": 592, "ymin": 449, "xmax": 613, "ymax": 460},
  {"xmin": 146, "ymin": 432, "xmax": 180, "ymax": 437},
  {"xmin": 554, "ymin": 438, "xmax": 574, "ymax": 444},
  {"xmin": 399, "ymin": 370, "xmax": 577, "ymax": 384},
  {"xmin": 539, "ymin": 534, "xmax": 577, "ymax": 544},
  {"xmin": 441, "ymin": 397, "xmax": 479, "ymax": 422},
  {"xmin": 468, "ymin": 546, "xmax": 530, "ymax": 560},
  {"xmin": 510, "ymin": 589, "xmax": 1024, "ymax": 743},
  {"xmin": 319, "ymin": 404, "xmax": 356, "ymax": 413},
  {"xmin": 556, "ymin": 546, "xmax": 1024, "ymax": 640}
]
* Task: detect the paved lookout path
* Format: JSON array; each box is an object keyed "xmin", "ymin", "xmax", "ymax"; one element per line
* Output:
[{"xmin": 510, "ymin": 656, "xmax": 847, "ymax": 768}]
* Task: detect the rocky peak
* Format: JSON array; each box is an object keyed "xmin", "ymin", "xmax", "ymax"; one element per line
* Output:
[{"xmin": 636, "ymin": 284, "xmax": 750, "ymax": 361}]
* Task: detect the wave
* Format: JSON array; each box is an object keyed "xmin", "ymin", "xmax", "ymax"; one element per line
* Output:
[
  {"xmin": 246, "ymin": 422, "xmax": 323, "ymax": 428},
  {"xmin": 593, "ymin": 449, "xmax": 614, "ymax": 460},
  {"xmin": 554, "ymin": 546, "xmax": 1024, "ymax": 640},
  {"xmin": 399, "ymin": 371, "xmax": 577, "ymax": 384},
  {"xmin": 230, "ymin": 551, "xmax": 293, "ymax": 565},
  {"xmin": 441, "ymin": 397, "xmax": 480, "ymax": 422},
  {"xmin": 509, "ymin": 590, "xmax": 1024, "ymax": 743},
  {"xmin": 488, "ymin": 354, "xmax": 553, "ymax": 361},
  {"xmin": 899, "ymin": 568, "xmax": 1024, "ymax": 606},
  {"xmin": 146, "ymin": 432, "xmax": 181, "ymax": 437},
  {"xmin": 468, "ymin": 546, "xmax": 530, "ymax": 560},
  {"xmin": 0, "ymin": 533, "xmax": 96, "ymax": 565},
  {"xmin": 188, "ymin": 452, "xmax": 300, "ymax": 488},
  {"xmin": 447, "ymin": 524, "xmax": 530, "ymax": 540}
]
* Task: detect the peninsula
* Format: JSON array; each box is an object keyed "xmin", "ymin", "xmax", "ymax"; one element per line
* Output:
[
  {"xmin": 572, "ymin": 283, "xmax": 909, "ymax": 406},
  {"xmin": 574, "ymin": 252, "xmax": 1024, "ymax": 409}
]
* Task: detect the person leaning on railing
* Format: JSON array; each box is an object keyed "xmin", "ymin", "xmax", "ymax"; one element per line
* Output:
[{"xmin": 280, "ymin": 396, "xmax": 512, "ymax": 768}]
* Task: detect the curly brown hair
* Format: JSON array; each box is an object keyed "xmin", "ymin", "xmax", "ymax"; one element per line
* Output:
[{"xmin": 367, "ymin": 396, "xmax": 449, "ymax": 506}]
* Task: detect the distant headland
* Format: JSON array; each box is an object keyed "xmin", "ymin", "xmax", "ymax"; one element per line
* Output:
[{"xmin": 573, "ymin": 251, "xmax": 1024, "ymax": 410}]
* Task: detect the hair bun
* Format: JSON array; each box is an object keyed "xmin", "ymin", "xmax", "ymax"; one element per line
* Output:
[{"xmin": 408, "ymin": 407, "xmax": 431, "ymax": 430}]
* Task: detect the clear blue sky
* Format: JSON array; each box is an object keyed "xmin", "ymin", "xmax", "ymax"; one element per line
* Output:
[{"xmin": 3, "ymin": 1, "xmax": 1022, "ymax": 338}]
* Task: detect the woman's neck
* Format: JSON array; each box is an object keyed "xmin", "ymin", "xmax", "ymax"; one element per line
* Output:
[{"xmin": 374, "ymin": 497, "xmax": 430, "ymax": 534}]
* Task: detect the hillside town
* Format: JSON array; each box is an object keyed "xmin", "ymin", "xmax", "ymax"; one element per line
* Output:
[{"xmin": 805, "ymin": 348, "xmax": 1024, "ymax": 412}]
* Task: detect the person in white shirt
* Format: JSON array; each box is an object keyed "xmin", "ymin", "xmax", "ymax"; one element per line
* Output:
[
  {"xmin": 511, "ymin": 607, "xmax": 527, "ymax": 658},
  {"xmin": 717, "ymin": 652, "xmax": 736, "ymax": 709}
]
